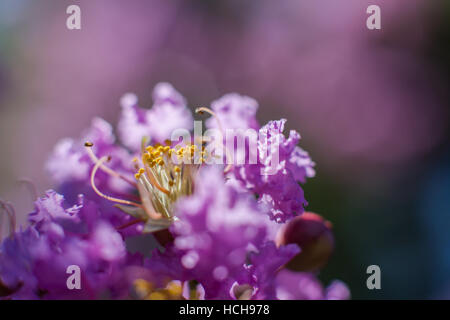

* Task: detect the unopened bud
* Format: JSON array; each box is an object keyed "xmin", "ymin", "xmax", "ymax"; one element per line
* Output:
[{"xmin": 277, "ymin": 212, "xmax": 334, "ymax": 272}]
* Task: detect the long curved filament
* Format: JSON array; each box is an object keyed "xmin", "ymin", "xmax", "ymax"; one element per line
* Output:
[
  {"xmin": 195, "ymin": 107, "xmax": 224, "ymax": 135},
  {"xmin": 90, "ymin": 156, "xmax": 144, "ymax": 209},
  {"xmin": 85, "ymin": 142, "xmax": 137, "ymax": 188},
  {"xmin": 0, "ymin": 200, "xmax": 16, "ymax": 238},
  {"xmin": 18, "ymin": 179, "xmax": 38, "ymax": 201},
  {"xmin": 195, "ymin": 107, "xmax": 233, "ymax": 173}
]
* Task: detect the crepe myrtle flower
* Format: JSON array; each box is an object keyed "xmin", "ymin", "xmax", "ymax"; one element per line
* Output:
[
  {"xmin": 2, "ymin": 82, "xmax": 350, "ymax": 299},
  {"xmin": 147, "ymin": 166, "xmax": 272, "ymax": 299},
  {"xmin": 275, "ymin": 270, "xmax": 350, "ymax": 300},
  {"xmin": 45, "ymin": 83, "xmax": 315, "ymax": 234},
  {"xmin": 118, "ymin": 83, "xmax": 193, "ymax": 151},
  {"xmin": 0, "ymin": 191, "xmax": 131, "ymax": 299},
  {"xmin": 85, "ymin": 104, "xmax": 310, "ymax": 232},
  {"xmin": 201, "ymin": 92, "xmax": 315, "ymax": 222},
  {"xmin": 228, "ymin": 119, "xmax": 315, "ymax": 223}
]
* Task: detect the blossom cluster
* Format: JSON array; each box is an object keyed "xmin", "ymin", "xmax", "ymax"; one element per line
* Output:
[{"xmin": 0, "ymin": 83, "xmax": 349, "ymax": 300}]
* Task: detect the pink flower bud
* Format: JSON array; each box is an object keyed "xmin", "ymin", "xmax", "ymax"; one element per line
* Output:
[{"xmin": 277, "ymin": 212, "xmax": 334, "ymax": 272}]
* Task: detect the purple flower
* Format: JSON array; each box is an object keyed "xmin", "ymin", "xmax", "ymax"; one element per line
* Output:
[
  {"xmin": 117, "ymin": 93, "xmax": 152, "ymax": 153},
  {"xmin": 47, "ymin": 118, "xmax": 145, "ymax": 237},
  {"xmin": 206, "ymin": 93, "xmax": 260, "ymax": 131},
  {"xmin": 47, "ymin": 117, "xmax": 133, "ymax": 195},
  {"xmin": 89, "ymin": 222, "xmax": 126, "ymax": 262},
  {"xmin": 287, "ymin": 146, "xmax": 316, "ymax": 184},
  {"xmin": 3, "ymin": 82, "xmax": 348, "ymax": 300},
  {"xmin": 146, "ymin": 82, "xmax": 193, "ymax": 143},
  {"xmin": 203, "ymin": 96, "xmax": 315, "ymax": 223},
  {"xmin": 257, "ymin": 173, "xmax": 307, "ymax": 223},
  {"xmin": 238, "ymin": 242, "xmax": 300, "ymax": 300},
  {"xmin": 233, "ymin": 119, "xmax": 315, "ymax": 222},
  {"xmin": 118, "ymin": 82, "xmax": 193, "ymax": 151},
  {"xmin": 1, "ymin": 191, "xmax": 132, "ymax": 299},
  {"xmin": 275, "ymin": 269, "xmax": 350, "ymax": 300},
  {"xmin": 0, "ymin": 228, "xmax": 40, "ymax": 299},
  {"xmin": 325, "ymin": 280, "xmax": 351, "ymax": 300},
  {"xmin": 29, "ymin": 190, "xmax": 81, "ymax": 227},
  {"xmin": 165, "ymin": 166, "xmax": 271, "ymax": 299}
]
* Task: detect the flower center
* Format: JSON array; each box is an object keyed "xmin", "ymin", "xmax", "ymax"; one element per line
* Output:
[
  {"xmin": 84, "ymin": 140, "xmax": 206, "ymax": 232},
  {"xmin": 84, "ymin": 106, "xmax": 226, "ymax": 232},
  {"xmin": 132, "ymin": 141, "xmax": 205, "ymax": 220}
]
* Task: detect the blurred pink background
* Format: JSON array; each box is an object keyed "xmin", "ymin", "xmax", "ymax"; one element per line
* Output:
[{"xmin": 1, "ymin": 0, "xmax": 449, "ymax": 298}]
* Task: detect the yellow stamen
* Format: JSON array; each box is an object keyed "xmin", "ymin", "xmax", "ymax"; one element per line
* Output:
[
  {"xmin": 166, "ymin": 281, "xmax": 183, "ymax": 297},
  {"xmin": 141, "ymin": 163, "xmax": 170, "ymax": 195},
  {"xmin": 133, "ymin": 279, "xmax": 154, "ymax": 299},
  {"xmin": 147, "ymin": 292, "xmax": 167, "ymax": 300},
  {"xmin": 135, "ymin": 168, "xmax": 145, "ymax": 180}
]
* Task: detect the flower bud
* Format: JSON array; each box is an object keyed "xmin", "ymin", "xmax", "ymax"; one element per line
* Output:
[{"xmin": 277, "ymin": 212, "xmax": 334, "ymax": 272}]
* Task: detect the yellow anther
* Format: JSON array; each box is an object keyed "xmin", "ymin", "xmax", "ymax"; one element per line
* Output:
[
  {"xmin": 163, "ymin": 146, "xmax": 170, "ymax": 153},
  {"xmin": 164, "ymin": 139, "xmax": 171, "ymax": 146},
  {"xmin": 190, "ymin": 146, "xmax": 196, "ymax": 157},
  {"xmin": 133, "ymin": 279, "xmax": 154, "ymax": 299},
  {"xmin": 174, "ymin": 166, "xmax": 181, "ymax": 173},
  {"xmin": 177, "ymin": 148, "xmax": 184, "ymax": 155},
  {"xmin": 134, "ymin": 279, "xmax": 153, "ymax": 292},
  {"xmin": 135, "ymin": 168, "xmax": 145, "ymax": 179},
  {"xmin": 166, "ymin": 282, "xmax": 183, "ymax": 297},
  {"xmin": 153, "ymin": 157, "xmax": 165, "ymax": 166},
  {"xmin": 147, "ymin": 291, "xmax": 166, "ymax": 300},
  {"xmin": 146, "ymin": 146, "xmax": 154, "ymax": 152},
  {"xmin": 168, "ymin": 181, "xmax": 174, "ymax": 187}
]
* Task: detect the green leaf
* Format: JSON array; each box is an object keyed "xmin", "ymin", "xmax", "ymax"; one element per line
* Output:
[{"xmin": 114, "ymin": 204, "xmax": 148, "ymax": 220}]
